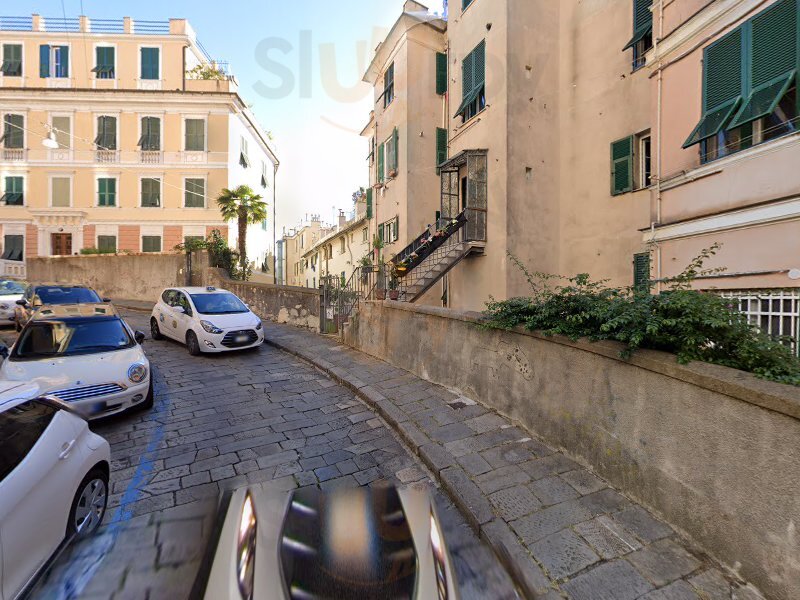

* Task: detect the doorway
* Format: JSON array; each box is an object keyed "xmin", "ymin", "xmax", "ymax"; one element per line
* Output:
[{"xmin": 51, "ymin": 233, "xmax": 72, "ymax": 256}]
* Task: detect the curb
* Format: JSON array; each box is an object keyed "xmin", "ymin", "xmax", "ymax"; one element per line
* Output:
[{"xmin": 265, "ymin": 334, "xmax": 553, "ymax": 600}]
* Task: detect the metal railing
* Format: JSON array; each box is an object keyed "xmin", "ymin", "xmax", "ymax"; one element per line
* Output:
[
  {"xmin": 91, "ymin": 19, "xmax": 126, "ymax": 33},
  {"xmin": 0, "ymin": 16, "xmax": 171, "ymax": 34},
  {"xmin": 133, "ymin": 20, "xmax": 170, "ymax": 34},
  {"xmin": 41, "ymin": 17, "xmax": 80, "ymax": 32},
  {"xmin": 0, "ymin": 16, "xmax": 32, "ymax": 31},
  {"xmin": 391, "ymin": 211, "xmax": 468, "ymax": 270},
  {"xmin": 394, "ymin": 234, "xmax": 464, "ymax": 302},
  {"xmin": 319, "ymin": 265, "xmax": 388, "ymax": 334}
]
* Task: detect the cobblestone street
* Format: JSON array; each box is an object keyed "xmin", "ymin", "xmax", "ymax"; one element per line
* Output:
[{"xmin": 25, "ymin": 310, "xmax": 517, "ymax": 599}]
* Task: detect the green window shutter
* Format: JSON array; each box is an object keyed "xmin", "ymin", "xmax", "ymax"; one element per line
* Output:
[
  {"xmin": 139, "ymin": 117, "xmax": 161, "ymax": 150},
  {"xmin": 392, "ymin": 218, "xmax": 399, "ymax": 242},
  {"xmin": 378, "ymin": 223, "xmax": 385, "ymax": 243},
  {"xmin": 39, "ymin": 45, "xmax": 50, "ymax": 78},
  {"xmin": 141, "ymin": 48, "xmax": 159, "ymax": 80},
  {"xmin": 2, "ymin": 44, "xmax": 22, "ymax": 76},
  {"xmin": 610, "ymin": 136, "xmax": 634, "ymax": 195},
  {"xmin": 366, "ymin": 188, "xmax": 373, "ymax": 219},
  {"xmin": 436, "ymin": 52, "xmax": 448, "ymax": 95},
  {"xmin": 633, "ymin": 253, "xmax": 651, "ymax": 288},
  {"xmin": 378, "ymin": 143, "xmax": 385, "ymax": 183},
  {"xmin": 142, "ymin": 236, "xmax": 162, "ymax": 253},
  {"xmin": 683, "ymin": 29, "xmax": 744, "ymax": 147},
  {"xmin": 142, "ymin": 178, "xmax": 160, "ymax": 207},
  {"xmin": 463, "ymin": 0, "xmax": 474, "ymax": 9},
  {"xmin": 3, "ymin": 176, "xmax": 23, "ymax": 205},
  {"xmin": 98, "ymin": 178, "xmax": 116, "ymax": 206},
  {"xmin": 436, "ymin": 127, "xmax": 448, "ymax": 171},
  {"xmin": 462, "ymin": 50, "xmax": 474, "ymax": 101},
  {"xmin": 185, "ymin": 179, "xmax": 205, "ymax": 208},
  {"xmin": 729, "ymin": 0, "xmax": 798, "ymax": 129},
  {"xmin": 54, "ymin": 46, "xmax": 68, "ymax": 78},
  {"xmin": 473, "ymin": 40, "xmax": 486, "ymax": 90},
  {"xmin": 94, "ymin": 47, "xmax": 115, "ymax": 76},
  {"xmin": 97, "ymin": 236, "xmax": 116, "ymax": 253},
  {"xmin": 96, "ymin": 116, "xmax": 117, "ymax": 150},
  {"xmin": 185, "ymin": 119, "xmax": 205, "ymax": 151},
  {"xmin": 623, "ymin": 0, "xmax": 654, "ymax": 50},
  {"xmin": 390, "ymin": 128, "xmax": 399, "ymax": 172},
  {"xmin": 3, "ymin": 115, "xmax": 23, "ymax": 148}
]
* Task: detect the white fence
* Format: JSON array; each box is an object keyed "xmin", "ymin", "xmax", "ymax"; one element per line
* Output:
[
  {"xmin": 0, "ymin": 260, "xmax": 26, "ymax": 279},
  {"xmin": 721, "ymin": 289, "xmax": 800, "ymax": 355}
]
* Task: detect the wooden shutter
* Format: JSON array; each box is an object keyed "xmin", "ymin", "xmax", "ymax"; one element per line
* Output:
[
  {"xmin": 366, "ymin": 188, "xmax": 373, "ymax": 219},
  {"xmin": 390, "ymin": 128, "xmax": 399, "ymax": 172},
  {"xmin": 462, "ymin": 50, "xmax": 474, "ymax": 100},
  {"xmin": 378, "ymin": 143, "xmax": 385, "ymax": 183},
  {"xmin": 39, "ymin": 45, "xmax": 50, "ymax": 78},
  {"xmin": 610, "ymin": 136, "xmax": 634, "ymax": 196},
  {"xmin": 634, "ymin": 0, "xmax": 653, "ymax": 34},
  {"xmin": 473, "ymin": 41, "xmax": 486, "ymax": 91},
  {"xmin": 98, "ymin": 236, "xmax": 116, "ymax": 253},
  {"xmin": 436, "ymin": 128, "xmax": 448, "ymax": 172},
  {"xmin": 436, "ymin": 52, "xmax": 448, "ymax": 95},
  {"xmin": 141, "ymin": 48, "xmax": 159, "ymax": 79},
  {"xmin": 57, "ymin": 46, "xmax": 69, "ymax": 78},
  {"xmin": 704, "ymin": 29, "xmax": 743, "ymax": 112},
  {"xmin": 633, "ymin": 253, "xmax": 651, "ymax": 288},
  {"xmin": 4, "ymin": 115, "xmax": 23, "ymax": 148}
]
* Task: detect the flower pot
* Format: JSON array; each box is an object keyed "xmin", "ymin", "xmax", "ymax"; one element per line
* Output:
[
  {"xmin": 375, "ymin": 289, "xmax": 387, "ymax": 300},
  {"xmin": 389, "ymin": 290, "xmax": 400, "ymax": 301}
]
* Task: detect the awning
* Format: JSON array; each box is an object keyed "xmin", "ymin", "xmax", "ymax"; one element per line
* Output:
[
  {"xmin": 454, "ymin": 86, "xmax": 483, "ymax": 118},
  {"xmin": 682, "ymin": 97, "xmax": 742, "ymax": 148},
  {"xmin": 240, "ymin": 152, "xmax": 250, "ymax": 168},
  {"xmin": 623, "ymin": 25, "xmax": 652, "ymax": 51},
  {"xmin": 728, "ymin": 71, "xmax": 796, "ymax": 130}
]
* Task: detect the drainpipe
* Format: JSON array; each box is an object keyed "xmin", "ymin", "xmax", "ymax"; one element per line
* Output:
[
  {"xmin": 273, "ymin": 163, "xmax": 277, "ymax": 283},
  {"xmin": 654, "ymin": 0, "xmax": 665, "ymax": 292}
]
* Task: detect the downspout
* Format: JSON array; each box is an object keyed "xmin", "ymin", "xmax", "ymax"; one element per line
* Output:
[
  {"xmin": 654, "ymin": 0, "xmax": 665, "ymax": 292},
  {"xmin": 441, "ymin": 36, "xmax": 451, "ymax": 307},
  {"xmin": 273, "ymin": 163, "xmax": 277, "ymax": 283}
]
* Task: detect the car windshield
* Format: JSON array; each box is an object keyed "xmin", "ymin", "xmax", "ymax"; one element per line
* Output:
[
  {"xmin": 36, "ymin": 287, "xmax": 102, "ymax": 305},
  {"xmin": 12, "ymin": 318, "xmax": 133, "ymax": 359},
  {"xmin": 0, "ymin": 280, "xmax": 25, "ymax": 295},
  {"xmin": 189, "ymin": 293, "xmax": 249, "ymax": 315}
]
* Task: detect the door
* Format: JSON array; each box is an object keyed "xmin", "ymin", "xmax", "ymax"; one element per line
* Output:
[
  {"xmin": 0, "ymin": 403, "xmax": 83, "ymax": 599},
  {"xmin": 51, "ymin": 233, "xmax": 72, "ymax": 256},
  {"xmin": 156, "ymin": 290, "xmax": 179, "ymax": 341},
  {"xmin": 172, "ymin": 292, "xmax": 194, "ymax": 342}
]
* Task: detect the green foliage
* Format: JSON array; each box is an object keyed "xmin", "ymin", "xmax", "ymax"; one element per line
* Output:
[
  {"xmin": 186, "ymin": 64, "xmax": 226, "ymax": 80},
  {"xmin": 484, "ymin": 247, "xmax": 800, "ymax": 386},
  {"xmin": 80, "ymin": 247, "xmax": 115, "ymax": 255},
  {"xmin": 174, "ymin": 229, "xmax": 252, "ymax": 282}
]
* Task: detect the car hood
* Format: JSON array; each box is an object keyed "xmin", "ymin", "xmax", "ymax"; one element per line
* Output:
[
  {"xmin": 0, "ymin": 294, "xmax": 22, "ymax": 305},
  {"xmin": 0, "ymin": 346, "xmax": 148, "ymax": 391},
  {"xmin": 198, "ymin": 311, "xmax": 260, "ymax": 330}
]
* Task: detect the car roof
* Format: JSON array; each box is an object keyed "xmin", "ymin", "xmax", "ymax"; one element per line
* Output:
[
  {"xmin": 0, "ymin": 381, "xmax": 41, "ymax": 410},
  {"xmin": 171, "ymin": 287, "xmax": 231, "ymax": 295},
  {"xmin": 32, "ymin": 303, "xmax": 119, "ymax": 320}
]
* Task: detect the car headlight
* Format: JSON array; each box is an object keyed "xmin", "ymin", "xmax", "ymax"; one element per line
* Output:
[
  {"xmin": 430, "ymin": 512, "xmax": 449, "ymax": 600},
  {"xmin": 201, "ymin": 320, "xmax": 223, "ymax": 334},
  {"xmin": 128, "ymin": 363, "xmax": 148, "ymax": 384},
  {"xmin": 238, "ymin": 492, "xmax": 257, "ymax": 600},
  {"xmin": 255, "ymin": 320, "xmax": 263, "ymax": 331}
]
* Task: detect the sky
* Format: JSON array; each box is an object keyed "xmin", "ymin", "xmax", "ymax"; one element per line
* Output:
[{"xmin": 11, "ymin": 0, "xmax": 446, "ymax": 235}]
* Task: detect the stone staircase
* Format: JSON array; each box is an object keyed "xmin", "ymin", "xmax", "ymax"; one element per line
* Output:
[{"xmin": 398, "ymin": 240, "xmax": 484, "ymax": 303}]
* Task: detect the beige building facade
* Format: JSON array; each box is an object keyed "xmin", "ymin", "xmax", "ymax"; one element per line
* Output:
[
  {"xmin": 303, "ymin": 208, "xmax": 371, "ymax": 288},
  {"xmin": 0, "ymin": 14, "xmax": 277, "ymax": 271},
  {"xmin": 282, "ymin": 216, "xmax": 329, "ymax": 288}
]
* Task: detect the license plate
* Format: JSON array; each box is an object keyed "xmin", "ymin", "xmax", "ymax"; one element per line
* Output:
[{"xmin": 235, "ymin": 335, "xmax": 249, "ymax": 343}]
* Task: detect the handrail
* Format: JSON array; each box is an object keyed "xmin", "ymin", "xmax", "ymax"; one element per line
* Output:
[{"xmin": 391, "ymin": 210, "xmax": 468, "ymax": 273}]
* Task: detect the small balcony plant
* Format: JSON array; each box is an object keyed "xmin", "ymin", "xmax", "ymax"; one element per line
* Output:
[{"xmin": 388, "ymin": 276, "xmax": 400, "ymax": 301}]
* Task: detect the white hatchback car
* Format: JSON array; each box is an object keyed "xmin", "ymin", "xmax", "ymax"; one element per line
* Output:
[
  {"xmin": 0, "ymin": 279, "xmax": 25, "ymax": 327},
  {"xmin": 0, "ymin": 304, "xmax": 152, "ymax": 419},
  {"xmin": 150, "ymin": 287, "xmax": 264, "ymax": 355},
  {"xmin": 0, "ymin": 381, "xmax": 110, "ymax": 600}
]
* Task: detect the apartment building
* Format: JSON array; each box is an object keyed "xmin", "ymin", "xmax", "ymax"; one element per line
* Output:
[
  {"xmin": 646, "ymin": 0, "xmax": 800, "ymax": 345},
  {"xmin": 303, "ymin": 208, "xmax": 371, "ymax": 287},
  {"xmin": 0, "ymin": 14, "xmax": 277, "ymax": 268},
  {"xmin": 361, "ymin": 0, "xmax": 447, "ymax": 298},
  {"xmin": 282, "ymin": 216, "xmax": 329, "ymax": 288}
]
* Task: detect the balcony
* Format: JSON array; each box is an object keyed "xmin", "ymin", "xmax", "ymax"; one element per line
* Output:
[
  {"xmin": 184, "ymin": 77, "xmax": 237, "ymax": 94},
  {"xmin": 137, "ymin": 79, "xmax": 163, "ymax": 91},
  {"xmin": 140, "ymin": 151, "xmax": 163, "ymax": 165},
  {"xmin": 2, "ymin": 148, "xmax": 26, "ymax": 162},
  {"xmin": 95, "ymin": 149, "xmax": 119, "ymax": 164}
]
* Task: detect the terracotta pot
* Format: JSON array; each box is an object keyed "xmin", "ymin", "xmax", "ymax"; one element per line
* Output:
[
  {"xmin": 375, "ymin": 289, "xmax": 387, "ymax": 300},
  {"xmin": 389, "ymin": 290, "xmax": 400, "ymax": 300}
]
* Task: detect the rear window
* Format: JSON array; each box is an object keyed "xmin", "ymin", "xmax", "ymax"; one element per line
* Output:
[
  {"xmin": 35, "ymin": 287, "xmax": 101, "ymax": 305},
  {"xmin": 0, "ymin": 401, "xmax": 57, "ymax": 482},
  {"xmin": 0, "ymin": 280, "xmax": 25, "ymax": 295},
  {"xmin": 189, "ymin": 293, "xmax": 249, "ymax": 315},
  {"xmin": 12, "ymin": 317, "xmax": 133, "ymax": 359}
]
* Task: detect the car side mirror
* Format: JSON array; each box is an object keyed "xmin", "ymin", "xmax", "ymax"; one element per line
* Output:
[
  {"xmin": 134, "ymin": 331, "xmax": 145, "ymax": 345},
  {"xmin": 103, "ymin": 298, "xmax": 112, "ymax": 303},
  {"xmin": 0, "ymin": 345, "xmax": 8, "ymax": 359},
  {"xmin": 15, "ymin": 299, "xmax": 27, "ymax": 306}
]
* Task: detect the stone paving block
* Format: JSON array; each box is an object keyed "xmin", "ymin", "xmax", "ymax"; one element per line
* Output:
[
  {"xmin": 529, "ymin": 475, "xmax": 580, "ymax": 506},
  {"xmin": 520, "ymin": 453, "xmax": 581, "ymax": 480},
  {"xmin": 464, "ymin": 412, "xmax": 508, "ymax": 434},
  {"xmin": 188, "ymin": 453, "xmax": 238, "ymax": 474},
  {"xmin": 489, "ymin": 485, "xmax": 542, "ymax": 521},
  {"xmin": 354, "ymin": 467, "xmax": 382, "ymax": 485},
  {"xmin": 440, "ymin": 466, "xmax": 494, "ymax": 529},
  {"xmin": 294, "ymin": 470, "xmax": 318, "ymax": 487},
  {"xmin": 181, "ymin": 471, "xmax": 211, "ymax": 487},
  {"xmin": 560, "ymin": 469, "xmax": 607, "ymax": 495},
  {"xmin": 687, "ymin": 568, "xmax": 732, "ymax": 599},
  {"xmin": 457, "ymin": 453, "xmax": 493, "ymax": 476},
  {"xmin": 299, "ymin": 456, "xmax": 326, "ymax": 470},
  {"xmin": 428, "ymin": 422, "xmax": 475, "ymax": 444},
  {"xmin": 481, "ymin": 519, "xmax": 553, "ymax": 599},
  {"xmin": 395, "ymin": 420, "xmax": 430, "ymax": 450},
  {"xmin": 256, "ymin": 450, "xmax": 299, "ymax": 469},
  {"xmin": 164, "ymin": 451, "xmax": 197, "ymax": 469},
  {"xmin": 210, "ymin": 465, "xmax": 236, "ymax": 481},
  {"xmin": 562, "ymin": 559, "xmax": 654, "ymax": 600},
  {"xmin": 336, "ymin": 459, "xmax": 359, "ymax": 475},
  {"xmin": 353, "ymin": 453, "xmax": 377, "ymax": 470},
  {"xmin": 419, "ymin": 442, "xmax": 456, "ymax": 473},
  {"xmin": 481, "ymin": 443, "xmax": 534, "ymax": 468},
  {"xmin": 323, "ymin": 449, "xmax": 354, "ymax": 465},
  {"xmin": 572, "ymin": 515, "xmax": 642, "ymax": 559},
  {"xmin": 578, "ymin": 487, "xmax": 630, "ymax": 516},
  {"xmin": 640, "ymin": 580, "xmax": 701, "ymax": 600},
  {"xmin": 627, "ymin": 538, "xmax": 702, "ymax": 587},
  {"xmin": 529, "ymin": 528, "xmax": 600, "ymax": 580},
  {"xmin": 510, "ymin": 499, "xmax": 593, "ymax": 545},
  {"xmin": 315, "ymin": 465, "xmax": 341, "ymax": 482},
  {"xmin": 475, "ymin": 465, "xmax": 531, "ymax": 495},
  {"xmin": 613, "ymin": 505, "xmax": 674, "ymax": 543},
  {"xmin": 396, "ymin": 466, "xmax": 427, "ymax": 483},
  {"xmin": 176, "ymin": 482, "xmax": 219, "ymax": 505},
  {"xmin": 320, "ymin": 474, "xmax": 359, "ymax": 491}
]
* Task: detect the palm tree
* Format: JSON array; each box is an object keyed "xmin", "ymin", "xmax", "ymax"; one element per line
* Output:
[{"xmin": 216, "ymin": 185, "xmax": 267, "ymax": 270}]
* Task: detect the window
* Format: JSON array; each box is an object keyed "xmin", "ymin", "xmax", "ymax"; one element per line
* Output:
[
  {"xmin": 366, "ymin": 188, "xmax": 373, "ymax": 219},
  {"xmin": 97, "ymin": 235, "xmax": 116, "ymax": 253},
  {"xmin": 141, "ymin": 178, "xmax": 161, "ymax": 207},
  {"xmin": 184, "ymin": 178, "xmax": 205, "ymax": 208},
  {"xmin": 140, "ymin": 47, "xmax": 159, "ymax": 80},
  {"xmin": 633, "ymin": 253, "xmax": 651, "ymax": 288},
  {"xmin": 97, "ymin": 178, "xmax": 116, "ymax": 207},
  {"xmin": 436, "ymin": 127, "xmax": 448, "ymax": 172},
  {"xmin": 1, "ymin": 114, "xmax": 24, "ymax": 149},
  {"xmin": 455, "ymin": 41, "xmax": 486, "ymax": 121},
  {"xmin": 685, "ymin": 0, "xmax": 799, "ymax": 162},
  {"xmin": 39, "ymin": 45, "xmax": 69, "ymax": 78},
  {"xmin": 383, "ymin": 62, "xmax": 395, "ymax": 108},
  {"xmin": 138, "ymin": 117, "xmax": 161, "ymax": 151},
  {"xmin": 463, "ymin": 0, "xmax": 475, "ymax": 10},
  {"xmin": 610, "ymin": 136, "xmax": 634, "ymax": 196},
  {"xmin": 0, "ymin": 401, "xmax": 57, "ymax": 483},
  {"xmin": 340, "ymin": 238, "xmax": 346, "ymax": 254},
  {"xmin": 1, "ymin": 44, "xmax": 22, "ymax": 77},
  {"xmin": 95, "ymin": 116, "xmax": 117, "ymax": 150},
  {"xmin": 142, "ymin": 236, "xmax": 162, "ymax": 253},
  {"xmin": 51, "ymin": 177, "xmax": 71, "ymax": 207},
  {"xmin": 240, "ymin": 137, "xmax": 250, "ymax": 168},
  {"xmin": 633, "ymin": 132, "xmax": 652, "ymax": 189},
  {"xmin": 380, "ymin": 218, "xmax": 399, "ymax": 244},
  {"xmin": 52, "ymin": 116, "xmax": 71, "ymax": 149},
  {"xmin": 623, "ymin": 0, "xmax": 654, "ymax": 70},
  {"xmin": 720, "ymin": 289, "xmax": 800, "ymax": 356},
  {"xmin": 382, "ymin": 129, "xmax": 399, "ymax": 179},
  {"xmin": 3, "ymin": 177, "xmax": 23, "ymax": 206},
  {"xmin": 93, "ymin": 46, "xmax": 115, "ymax": 79},
  {"xmin": 362, "ymin": 227, "xmax": 369, "ymax": 242},
  {"xmin": 185, "ymin": 118, "xmax": 205, "ymax": 151},
  {"xmin": 261, "ymin": 161, "xmax": 269, "ymax": 188},
  {"xmin": 436, "ymin": 52, "xmax": 448, "ymax": 95},
  {"xmin": 2, "ymin": 234, "xmax": 23, "ymax": 261}
]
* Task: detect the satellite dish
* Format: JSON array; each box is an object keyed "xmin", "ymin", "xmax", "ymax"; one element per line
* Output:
[{"xmin": 788, "ymin": 269, "xmax": 800, "ymax": 280}]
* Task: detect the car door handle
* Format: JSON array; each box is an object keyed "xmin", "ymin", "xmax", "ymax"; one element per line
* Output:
[{"xmin": 59, "ymin": 439, "xmax": 76, "ymax": 460}]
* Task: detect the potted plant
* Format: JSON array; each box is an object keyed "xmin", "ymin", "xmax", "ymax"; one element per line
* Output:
[
  {"xmin": 360, "ymin": 255, "xmax": 374, "ymax": 273},
  {"xmin": 388, "ymin": 276, "xmax": 400, "ymax": 301},
  {"xmin": 375, "ymin": 257, "xmax": 387, "ymax": 300}
]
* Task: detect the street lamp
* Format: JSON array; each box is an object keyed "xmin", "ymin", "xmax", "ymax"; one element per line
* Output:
[{"xmin": 41, "ymin": 126, "xmax": 59, "ymax": 150}]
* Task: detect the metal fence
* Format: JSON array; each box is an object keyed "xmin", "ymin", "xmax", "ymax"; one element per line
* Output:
[
  {"xmin": 720, "ymin": 289, "xmax": 800, "ymax": 355},
  {"xmin": 319, "ymin": 266, "xmax": 388, "ymax": 334}
]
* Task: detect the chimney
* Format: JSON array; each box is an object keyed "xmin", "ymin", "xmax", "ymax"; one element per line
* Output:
[{"xmin": 338, "ymin": 210, "xmax": 347, "ymax": 229}]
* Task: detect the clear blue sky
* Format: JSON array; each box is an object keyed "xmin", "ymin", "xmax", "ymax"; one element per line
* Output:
[{"xmin": 12, "ymin": 0, "xmax": 445, "ymax": 234}]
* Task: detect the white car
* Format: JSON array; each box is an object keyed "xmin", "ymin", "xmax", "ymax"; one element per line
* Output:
[
  {"xmin": 0, "ymin": 279, "xmax": 26, "ymax": 327},
  {"xmin": 0, "ymin": 381, "xmax": 110, "ymax": 600},
  {"xmin": 0, "ymin": 303, "xmax": 152, "ymax": 420},
  {"xmin": 150, "ymin": 287, "xmax": 264, "ymax": 355}
]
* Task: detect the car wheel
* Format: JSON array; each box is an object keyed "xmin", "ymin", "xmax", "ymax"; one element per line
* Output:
[
  {"xmin": 186, "ymin": 330, "xmax": 202, "ymax": 356},
  {"xmin": 150, "ymin": 317, "xmax": 163, "ymax": 341},
  {"xmin": 138, "ymin": 376, "xmax": 154, "ymax": 411},
  {"xmin": 67, "ymin": 469, "xmax": 108, "ymax": 539}
]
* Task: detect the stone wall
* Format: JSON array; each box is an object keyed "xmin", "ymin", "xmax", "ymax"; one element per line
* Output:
[
  {"xmin": 203, "ymin": 268, "xmax": 318, "ymax": 329},
  {"xmin": 26, "ymin": 252, "xmax": 207, "ymax": 301},
  {"xmin": 342, "ymin": 301, "xmax": 800, "ymax": 600}
]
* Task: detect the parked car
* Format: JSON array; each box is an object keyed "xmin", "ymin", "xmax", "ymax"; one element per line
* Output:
[
  {"xmin": 0, "ymin": 304, "xmax": 152, "ymax": 419},
  {"xmin": 0, "ymin": 380, "xmax": 110, "ymax": 600},
  {"xmin": 14, "ymin": 284, "xmax": 109, "ymax": 331},
  {"xmin": 150, "ymin": 287, "xmax": 264, "ymax": 355},
  {"xmin": 201, "ymin": 484, "xmax": 460, "ymax": 600},
  {"xmin": 0, "ymin": 279, "xmax": 26, "ymax": 328}
]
